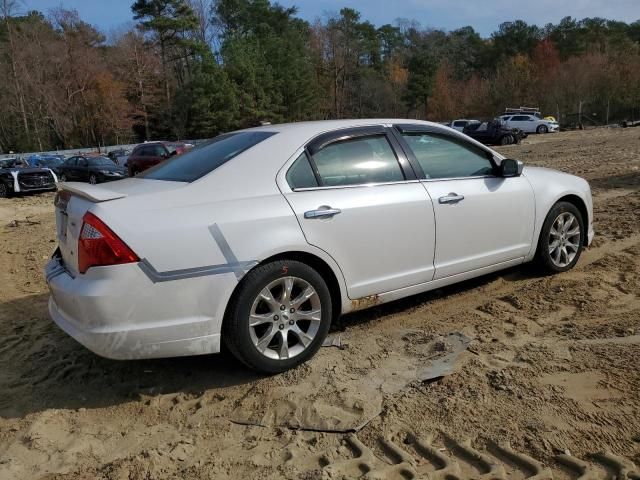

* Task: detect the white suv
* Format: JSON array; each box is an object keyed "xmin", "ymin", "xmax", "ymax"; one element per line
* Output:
[{"xmin": 501, "ymin": 115, "xmax": 559, "ymax": 134}]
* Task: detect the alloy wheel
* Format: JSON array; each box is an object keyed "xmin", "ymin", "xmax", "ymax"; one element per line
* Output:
[
  {"xmin": 548, "ymin": 212, "xmax": 581, "ymax": 268},
  {"xmin": 89, "ymin": 175, "xmax": 97, "ymax": 184},
  {"xmin": 248, "ymin": 276, "xmax": 322, "ymax": 360}
]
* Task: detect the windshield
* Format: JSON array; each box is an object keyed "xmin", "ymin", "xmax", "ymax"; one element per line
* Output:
[
  {"xmin": 89, "ymin": 157, "xmax": 115, "ymax": 166},
  {"xmin": 39, "ymin": 158, "xmax": 63, "ymax": 167},
  {"xmin": 166, "ymin": 143, "xmax": 183, "ymax": 154},
  {"xmin": 0, "ymin": 158, "xmax": 27, "ymax": 169},
  {"xmin": 140, "ymin": 131, "xmax": 277, "ymax": 182}
]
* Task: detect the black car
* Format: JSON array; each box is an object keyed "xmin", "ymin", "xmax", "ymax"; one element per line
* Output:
[
  {"xmin": 58, "ymin": 155, "xmax": 126, "ymax": 184},
  {"xmin": 0, "ymin": 158, "xmax": 57, "ymax": 198},
  {"xmin": 463, "ymin": 119, "xmax": 526, "ymax": 146}
]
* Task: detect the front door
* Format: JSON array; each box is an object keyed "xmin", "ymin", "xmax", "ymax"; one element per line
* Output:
[
  {"xmin": 395, "ymin": 127, "xmax": 535, "ymax": 279},
  {"xmin": 282, "ymin": 127, "xmax": 436, "ymax": 299}
]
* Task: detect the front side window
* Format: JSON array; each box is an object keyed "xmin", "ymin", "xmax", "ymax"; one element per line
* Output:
[
  {"xmin": 311, "ymin": 135, "xmax": 404, "ymax": 187},
  {"xmin": 141, "ymin": 131, "xmax": 276, "ymax": 182},
  {"xmin": 400, "ymin": 132, "xmax": 494, "ymax": 179}
]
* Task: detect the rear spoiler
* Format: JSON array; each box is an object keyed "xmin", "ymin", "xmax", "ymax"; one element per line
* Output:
[{"xmin": 59, "ymin": 182, "xmax": 127, "ymax": 202}]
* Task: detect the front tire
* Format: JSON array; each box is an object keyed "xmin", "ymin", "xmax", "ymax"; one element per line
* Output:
[
  {"xmin": 0, "ymin": 182, "xmax": 10, "ymax": 198},
  {"xmin": 223, "ymin": 260, "xmax": 332, "ymax": 373},
  {"xmin": 537, "ymin": 125, "xmax": 548, "ymax": 134},
  {"xmin": 59, "ymin": 174, "xmax": 67, "ymax": 182},
  {"xmin": 89, "ymin": 174, "xmax": 98, "ymax": 184},
  {"xmin": 535, "ymin": 202, "xmax": 584, "ymax": 273}
]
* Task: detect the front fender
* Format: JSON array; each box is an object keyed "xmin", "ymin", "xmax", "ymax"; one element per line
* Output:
[{"xmin": 522, "ymin": 166, "xmax": 593, "ymax": 260}]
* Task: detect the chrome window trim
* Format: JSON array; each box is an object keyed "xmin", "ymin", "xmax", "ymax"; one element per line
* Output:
[
  {"xmin": 420, "ymin": 175, "xmax": 498, "ymax": 183},
  {"xmin": 290, "ymin": 179, "xmax": 422, "ymax": 192}
]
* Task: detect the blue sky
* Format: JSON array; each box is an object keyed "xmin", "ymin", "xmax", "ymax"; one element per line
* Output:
[{"xmin": 19, "ymin": 0, "xmax": 640, "ymax": 37}]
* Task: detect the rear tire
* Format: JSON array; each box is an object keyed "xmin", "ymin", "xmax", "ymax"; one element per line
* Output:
[
  {"xmin": 59, "ymin": 174, "xmax": 67, "ymax": 182},
  {"xmin": 223, "ymin": 260, "xmax": 332, "ymax": 374},
  {"xmin": 89, "ymin": 174, "xmax": 98, "ymax": 184},
  {"xmin": 534, "ymin": 201, "xmax": 585, "ymax": 273},
  {"xmin": 500, "ymin": 135, "xmax": 512, "ymax": 145}
]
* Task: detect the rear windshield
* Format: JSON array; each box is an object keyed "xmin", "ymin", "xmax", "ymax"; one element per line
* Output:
[{"xmin": 140, "ymin": 131, "xmax": 277, "ymax": 182}]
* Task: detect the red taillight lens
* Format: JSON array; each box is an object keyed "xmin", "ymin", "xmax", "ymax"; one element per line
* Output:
[{"xmin": 78, "ymin": 212, "xmax": 139, "ymax": 274}]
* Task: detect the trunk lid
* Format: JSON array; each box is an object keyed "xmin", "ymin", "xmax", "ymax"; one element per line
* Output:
[{"xmin": 55, "ymin": 179, "xmax": 185, "ymax": 275}]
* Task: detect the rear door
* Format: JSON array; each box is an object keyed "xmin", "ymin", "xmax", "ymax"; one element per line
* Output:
[
  {"xmin": 77, "ymin": 157, "xmax": 89, "ymax": 181},
  {"xmin": 61, "ymin": 157, "xmax": 77, "ymax": 180},
  {"xmin": 395, "ymin": 124, "xmax": 535, "ymax": 279},
  {"xmin": 281, "ymin": 126, "xmax": 436, "ymax": 299},
  {"xmin": 509, "ymin": 115, "xmax": 535, "ymax": 132}
]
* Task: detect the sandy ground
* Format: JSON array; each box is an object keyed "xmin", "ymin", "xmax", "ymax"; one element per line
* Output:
[{"xmin": 0, "ymin": 128, "xmax": 639, "ymax": 479}]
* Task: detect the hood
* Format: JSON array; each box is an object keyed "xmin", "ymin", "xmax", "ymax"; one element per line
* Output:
[
  {"xmin": 1, "ymin": 166, "xmax": 53, "ymax": 174},
  {"xmin": 92, "ymin": 163, "xmax": 125, "ymax": 172}
]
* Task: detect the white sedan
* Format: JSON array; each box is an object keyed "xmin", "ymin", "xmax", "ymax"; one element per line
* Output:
[
  {"xmin": 46, "ymin": 119, "xmax": 593, "ymax": 373},
  {"xmin": 501, "ymin": 114, "xmax": 559, "ymax": 134}
]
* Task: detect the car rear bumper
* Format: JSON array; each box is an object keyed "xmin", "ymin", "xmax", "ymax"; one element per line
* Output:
[{"xmin": 45, "ymin": 255, "xmax": 226, "ymax": 359}]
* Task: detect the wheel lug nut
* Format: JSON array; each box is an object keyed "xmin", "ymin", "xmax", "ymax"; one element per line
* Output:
[
  {"xmin": 278, "ymin": 324, "xmax": 284, "ymax": 330},
  {"xmin": 280, "ymin": 305, "xmax": 286, "ymax": 311},
  {"xmin": 289, "ymin": 320, "xmax": 294, "ymax": 325},
  {"xmin": 290, "ymin": 308, "xmax": 295, "ymax": 313}
]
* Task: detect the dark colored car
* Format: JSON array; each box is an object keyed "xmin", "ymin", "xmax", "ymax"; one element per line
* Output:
[
  {"xmin": 127, "ymin": 141, "xmax": 189, "ymax": 176},
  {"xmin": 463, "ymin": 119, "xmax": 526, "ymax": 146},
  {"xmin": 33, "ymin": 155, "xmax": 65, "ymax": 175},
  {"xmin": 58, "ymin": 155, "xmax": 126, "ymax": 184},
  {"xmin": 0, "ymin": 157, "xmax": 57, "ymax": 198}
]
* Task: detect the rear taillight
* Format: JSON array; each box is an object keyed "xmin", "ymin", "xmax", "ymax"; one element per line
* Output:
[{"xmin": 78, "ymin": 212, "xmax": 139, "ymax": 274}]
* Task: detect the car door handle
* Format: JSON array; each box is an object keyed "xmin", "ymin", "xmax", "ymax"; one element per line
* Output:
[
  {"xmin": 304, "ymin": 207, "xmax": 342, "ymax": 219},
  {"xmin": 439, "ymin": 193, "xmax": 465, "ymax": 204}
]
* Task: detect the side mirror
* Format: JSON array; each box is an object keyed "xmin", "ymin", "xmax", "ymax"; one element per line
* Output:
[{"xmin": 500, "ymin": 158, "xmax": 523, "ymax": 177}]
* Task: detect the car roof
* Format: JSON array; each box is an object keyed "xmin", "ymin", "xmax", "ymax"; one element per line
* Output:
[{"xmin": 234, "ymin": 118, "xmax": 443, "ymax": 137}]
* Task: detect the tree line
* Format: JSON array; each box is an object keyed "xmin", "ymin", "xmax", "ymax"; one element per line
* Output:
[{"xmin": 1, "ymin": 0, "xmax": 640, "ymax": 152}]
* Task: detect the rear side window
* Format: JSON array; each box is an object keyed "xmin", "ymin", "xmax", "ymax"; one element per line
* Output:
[
  {"xmin": 141, "ymin": 131, "xmax": 277, "ymax": 182},
  {"xmin": 287, "ymin": 152, "xmax": 318, "ymax": 189},
  {"xmin": 401, "ymin": 132, "xmax": 494, "ymax": 179},
  {"xmin": 311, "ymin": 135, "xmax": 404, "ymax": 187}
]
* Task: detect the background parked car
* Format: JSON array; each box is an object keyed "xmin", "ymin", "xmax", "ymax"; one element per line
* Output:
[
  {"xmin": 463, "ymin": 119, "xmax": 525, "ymax": 145},
  {"xmin": 58, "ymin": 155, "xmax": 126, "ymax": 184},
  {"xmin": 107, "ymin": 148, "xmax": 130, "ymax": 165},
  {"xmin": 0, "ymin": 157, "xmax": 56, "ymax": 197},
  {"xmin": 31, "ymin": 155, "xmax": 65, "ymax": 175},
  {"xmin": 450, "ymin": 119, "xmax": 480, "ymax": 132},
  {"xmin": 501, "ymin": 114, "xmax": 559, "ymax": 133},
  {"xmin": 127, "ymin": 141, "xmax": 189, "ymax": 176}
]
